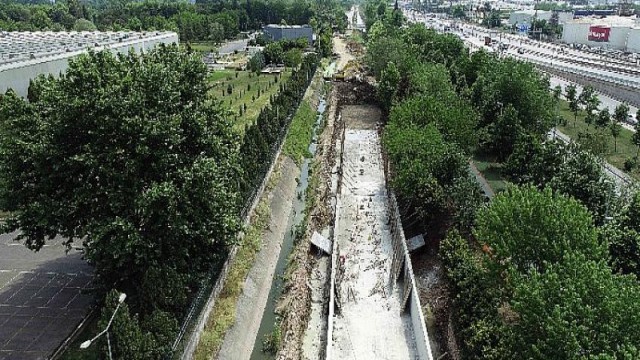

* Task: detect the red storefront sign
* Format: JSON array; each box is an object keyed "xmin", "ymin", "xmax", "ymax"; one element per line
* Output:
[{"xmin": 588, "ymin": 26, "xmax": 610, "ymax": 42}]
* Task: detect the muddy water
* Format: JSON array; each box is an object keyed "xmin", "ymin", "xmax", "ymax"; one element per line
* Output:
[{"xmin": 249, "ymin": 97, "xmax": 327, "ymax": 360}]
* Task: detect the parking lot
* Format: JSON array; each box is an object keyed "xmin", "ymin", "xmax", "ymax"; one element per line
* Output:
[{"xmin": 0, "ymin": 232, "xmax": 94, "ymax": 360}]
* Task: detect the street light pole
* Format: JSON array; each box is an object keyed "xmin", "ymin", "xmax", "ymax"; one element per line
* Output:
[{"xmin": 80, "ymin": 293, "xmax": 127, "ymax": 360}]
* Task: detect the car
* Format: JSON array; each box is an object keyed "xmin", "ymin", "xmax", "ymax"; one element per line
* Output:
[
  {"xmin": 517, "ymin": 48, "xmax": 525, "ymax": 54},
  {"xmin": 627, "ymin": 114, "xmax": 637, "ymax": 125}
]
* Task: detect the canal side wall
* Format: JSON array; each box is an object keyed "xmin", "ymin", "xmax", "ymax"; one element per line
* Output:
[
  {"xmin": 387, "ymin": 192, "xmax": 434, "ymax": 360},
  {"xmin": 326, "ymin": 115, "xmax": 344, "ymax": 360},
  {"xmin": 180, "ymin": 66, "xmax": 320, "ymax": 360}
]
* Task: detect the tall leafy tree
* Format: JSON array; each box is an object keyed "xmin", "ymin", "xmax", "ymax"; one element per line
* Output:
[
  {"xmin": 474, "ymin": 186, "xmax": 605, "ymax": 273},
  {"xmin": 613, "ymin": 102, "xmax": 630, "ymax": 124},
  {"xmin": 0, "ymin": 45, "xmax": 241, "ymax": 308},
  {"xmin": 565, "ymin": 83, "xmax": 579, "ymax": 126},
  {"xmin": 506, "ymin": 254, "xmax": 640, "ymax": 359},
  {"xmin": 611, "ymin": 120, "xmax": 622, "ymax": 153},
  {"xmin": 377, "ymin": 61, "xmax": 401, "ymax": 113},
  {"xmin": 633, "ymin": 120, "xmax": 640, "ymax": 157},
  {"xmin": 596, "ymin": 107, "xmax": 611, "ymax": 129}
]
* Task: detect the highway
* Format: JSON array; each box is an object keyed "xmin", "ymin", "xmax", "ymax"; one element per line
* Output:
[
  {"xmin": 406, "ymin": 10, "xmax": 640, "ymax": 89},
  {"xmin": 405, "ymin": 10, "xmax": 640, "ymax": 129}
]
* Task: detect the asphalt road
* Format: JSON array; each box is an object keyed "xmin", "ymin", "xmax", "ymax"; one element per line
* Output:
[
  {"xmin": 0, "ymin": 232, "xmax": 94, "ymax": 360},
  {"xmin": 217, "ymin": 39, "xmax": 249, "ymax": 54}
]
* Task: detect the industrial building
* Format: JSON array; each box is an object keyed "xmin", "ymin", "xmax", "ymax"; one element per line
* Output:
[
  {"xmin": 508, "ymin": 9, "xmax": 574, "ymax": 26},
  {"xmin": 0, "ymin": 31, "xmax": 179, "ymax": 97},
  {"xmin": 262, "ymin": 24, "xmax": 314, "ymax": 44},
  {"xmin": 509, "ymin": 10, "xmax": 552, "ymax": 25},
  {"xmin": 561, "ymin": 16, "xmax": 640, "ymax": 51}
]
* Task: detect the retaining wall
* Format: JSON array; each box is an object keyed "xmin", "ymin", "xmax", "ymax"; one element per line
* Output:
[
  {"xmin": 387, "ymin": 193, "xmax": 434, "ymax": 360},
  {"xmin": 538, "ymin": 64, "xmax": 640, "ymax": 108},
  {"xmin": 325, "ymin": 116, "xmax": 344, "ymax": 360}
]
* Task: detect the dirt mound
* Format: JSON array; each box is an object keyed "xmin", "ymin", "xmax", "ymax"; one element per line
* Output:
[{"xmin": 335, "ymin": 81, "xmax": 378, "ymax": 108}]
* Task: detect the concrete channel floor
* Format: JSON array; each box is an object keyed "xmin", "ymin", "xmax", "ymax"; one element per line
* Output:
[
  {"xmin": 331, "ymin": 127, "xmax": 418, "ymax": 359},
  {"xmin": 0, "ymin": 232, "xmax": 94, "ymax": 360}
]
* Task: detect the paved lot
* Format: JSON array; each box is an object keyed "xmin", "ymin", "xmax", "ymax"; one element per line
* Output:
[{"xmin": 0, "ymin": 232, "xmax": 94, "ymax": 360}]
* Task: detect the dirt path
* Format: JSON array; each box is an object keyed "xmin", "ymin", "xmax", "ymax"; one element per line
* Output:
[
  {"xmin": 217, "ymin": 158, "xmax": 300, "ymax": 360},
  {"xmin": 334, "ymin": 36, "xmax": 355, "ymax": 72}
]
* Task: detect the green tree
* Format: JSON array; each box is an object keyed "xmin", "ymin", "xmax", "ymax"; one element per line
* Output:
[
  {"xmin": 283, "ymin": 48, "xmax": 302, "ymax": 67},
  {"xmin": 596, "ymin": 107, "xmax": 610, "ymax": 129},
  {"xmin": 383, "ymin": 123, "xmax": 471, "ymax": 229},
  {"xmin": 0, "ymin": 44, "xmax": 241, "ymax": 312},
  {"xmin": 632, "ymin": 120, "xmax": 640, "ymax": 157},
  {"xmin": 482, "ymin": 10, "xmax": 501, "ymax": 28},
  {"xmin": 565, "ymin": 83, "xmax": 579, "ymax": 126},
  {"xmin": 579, "ymin": 85, "xmax": 600, "ymax": 127},
  {"xmin": 506, "ymin": 254, "xmax": 640, "ymax": 359},
  {"xmin": 73, "ymin": 18, "xmax": 97, "ymax": 31},
  {"xmin": 264, "ymin": 41, "xmax": 284, "ymax": 64},
  {"xmin": 471, "ymin": 58, "xmax": 554, "ymax": 158},
  {"xmin": 248, "ymin": 51, "xmax": 266, "ymax": 72},
  {"xmin": 377, "ymin": 61, "xmax": 401, "ymax": 113},
  {"xmin": 474, "ymin": 186, "xmax": 605, "ymax": 273},
  {"xmin": 549, "ymin": 143, "xmax": 614, "ymax": 224},
  {"xmin": 389, "ymin": 93, "xmax": 479, "ymax": 153},
  {"xmin": 503, "ymin": 134, "xmax": 563, "ymax": 187},
  {"xmin": 613, "ymin": 102, "xmax": 630, "ymax": 124},
  {"xmin": 451, "ymin": 5, "xmax": 466, "ymax": 18},
  {"xmin": 611, "ymin": 120, "xmax": 622, "ymax": 152}
]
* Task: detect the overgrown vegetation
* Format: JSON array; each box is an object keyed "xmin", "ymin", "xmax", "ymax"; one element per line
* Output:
[
  {"xmin": 282, "ymin": 100, "xmax": 316, "ymax": 164},
  {"xmin": 0, "ymin": 0, "xmax": 348, "ymax": 47},
  {"xmin": 0, "ymin": 40, "xmax": 318, "ymax": 358}
]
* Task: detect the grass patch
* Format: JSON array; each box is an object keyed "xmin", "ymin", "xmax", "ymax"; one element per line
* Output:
[
  {"xmin": 282, "ymin": 101, "xmax": 317, "ymax": 165},
  {"xmin": 193, "ymin": 195, "xmax": 271, "ymax": 360},
  {"xmin": 471, "ymin": 153, "xmax": 508, "ymax": 194},
  {"xmin": 189, "ymin": 42, "xmax": 217, "ymax": 53},
  {"xmin": 208, "ymin": 70, "xmax": 235, "ymax": 82},
  {"xmin": 556, "ymin": 99, "xmax": 640, "ymax": 179},
  {"xmin": 261, "ymin": 319, "xmax": 282, "ymax": 354},
  {"xmin": 209, "ymin": 70, "xmax": 291, "ymax": 134}
]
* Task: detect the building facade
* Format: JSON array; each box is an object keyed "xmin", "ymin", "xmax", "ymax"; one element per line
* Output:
[
  {"xmin": 262, "ymin": 24, "xmax": 314, "ymax": 44},
  {"xmin": 0, "ymin": 31, "xmax": 179, "ymax": 97},
  {"xmin": 562, "ymin": 16, "xmax": 639, "ymax": 51}
]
